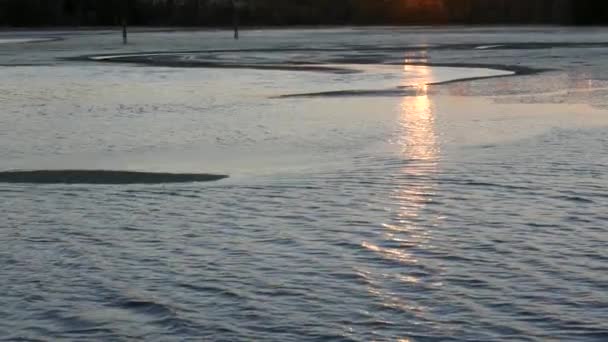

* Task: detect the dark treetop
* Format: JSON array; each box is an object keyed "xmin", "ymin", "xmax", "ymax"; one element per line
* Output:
[{"xmin": 1, "ymin": 0, "xmax": 607, "ymax": 27}]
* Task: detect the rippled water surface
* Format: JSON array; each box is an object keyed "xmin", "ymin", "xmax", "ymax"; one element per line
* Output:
[{"xmin": 1, "ymin": 27, "xmax": 608, "ymax": 341}]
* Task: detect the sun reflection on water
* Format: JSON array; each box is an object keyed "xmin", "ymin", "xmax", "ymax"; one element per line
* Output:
[
  {"xmin": 360, "ymin": 63, "xmax": 440, "ymax": 338},
  {"xmin": 394, "ymin": 64, "xmax": 440, "ymax": 229},
  {"xmin": 399, "ymin": 64, "xmax": 440, "ymax": 165},
  {"xmin": 363, "ymin": 63, "xmax": 440, "ymax": 255}
]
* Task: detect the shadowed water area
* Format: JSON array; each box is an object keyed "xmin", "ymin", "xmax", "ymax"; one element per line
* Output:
[
  {"xmin": 0, "ymin": 170, "xmax": 227, "ymax": 184},
  {"xmin": 1, "ymin": 27, "xmax": 607, "ymax": 341}
]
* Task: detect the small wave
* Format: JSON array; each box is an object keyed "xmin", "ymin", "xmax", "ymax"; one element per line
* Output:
[
  {"xmin": 553, "ymin": 195, "xmax": 595, "ymax": 204},
  {"xmin": 108, "ymin": 298, "xmax": 200, "ymax": 334},
  {"xmin": 119, "ymin": 300, "xmax": 176, "ymax": 317},
  {"xmin": 177, "ymin": 283, "xmax": 244, "ymax": 300},
  {"xmin": 0, "ymin": 170, "xmax": 228, "ymax": 184}
]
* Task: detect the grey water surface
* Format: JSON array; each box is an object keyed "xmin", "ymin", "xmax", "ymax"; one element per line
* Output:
[{"xmin": 1, "ymin": 27, "xmax": 607, "ymax": 341}]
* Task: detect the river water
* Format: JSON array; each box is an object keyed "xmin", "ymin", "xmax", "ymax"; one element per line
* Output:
[{"xmin": 1, "ymin": 27, "xmax": 607, "ymax": 341}]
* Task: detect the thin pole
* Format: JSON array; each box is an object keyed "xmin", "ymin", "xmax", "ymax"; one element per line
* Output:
[
  {"xmin": 233, "ymin": 2, "xmax": 239, "ymax": 40},
  {"xmin": 122, "ymin": 18, "xmax": 128, "ymax": 44},
  {"xmin": 121, "ymin": 1, "xmax": 128, "ymax": 44}
]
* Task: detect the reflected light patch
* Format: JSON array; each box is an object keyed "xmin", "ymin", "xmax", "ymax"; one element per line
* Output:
[
  {"xmin": 398, "ymin": 275, "xmax": 421, "ymax": 284},
  {"xmin": 361, "ymin": 241, "xmax": 419, "ymax": 264},
  {"xmin": 398, "ymin": 85, "xmax": 438, "ymax": 162},
  {"xmin": 359, "ymin": 63, "xmax": 440, "ymax": 323}
]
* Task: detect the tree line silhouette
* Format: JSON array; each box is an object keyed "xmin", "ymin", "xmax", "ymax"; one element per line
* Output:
[{"xmin": 0, "ymin": 0, "xmax": 606, "ymax": 27}]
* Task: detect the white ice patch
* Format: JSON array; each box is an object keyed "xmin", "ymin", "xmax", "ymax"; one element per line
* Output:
[
  {"xmin": 0, "ymin": 38, "xmax": 55, "ymax": 44},
  {"xmin": 475, "ymin": 45, "xmax": 504, "ymax": 50}
]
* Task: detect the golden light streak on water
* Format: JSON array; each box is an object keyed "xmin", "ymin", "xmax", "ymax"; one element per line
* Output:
[{"xmin": 360, "ymin": 64, "xmax": 440, "ymax": 337}]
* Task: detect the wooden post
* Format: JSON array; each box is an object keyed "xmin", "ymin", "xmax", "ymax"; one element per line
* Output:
[
  {"xmin": 121, "ymin": 1, "xmax": 128, "ymax": 44},
  {"xmin": 233, "ymin": 1, "xmax": 239, "ymax": 40},
  {"xmin": 122, "ymin": 18, "xmax": 128, "ymax": 44}
]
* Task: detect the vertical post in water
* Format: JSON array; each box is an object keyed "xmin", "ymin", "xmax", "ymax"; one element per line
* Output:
[
  {"xmin": 122, "ymin": 18, "xmax": 127, "ymax": 44},
  {"xmin": 121, "ymin": 0, "xmax": 128, "ymax": 44},
  {"xmin": 233, "ymin": 0, "xmax": 239, "ymax": 40}
]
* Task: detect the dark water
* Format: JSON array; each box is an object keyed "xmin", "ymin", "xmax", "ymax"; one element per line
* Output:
[
  {"xmin": 1, "ymin": 28, "xmax": 608, "ymax": 341},
  {"xmin": 3, "ymin": 128, "xmax": 608, "ymax": 341},
  {"xmin": 0, "ymin": 170, "xmax": 227, "ymax": 184}
]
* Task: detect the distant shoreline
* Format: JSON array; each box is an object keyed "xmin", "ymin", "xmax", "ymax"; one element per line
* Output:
[{"xmin": 1, "ymin": 24, "xmax": 604, "ymax": 33}]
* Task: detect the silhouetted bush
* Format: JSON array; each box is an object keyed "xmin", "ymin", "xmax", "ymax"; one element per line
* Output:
[{"xmin": 0, "ymin": 0, "xmax": 605, "ymax": 27}]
